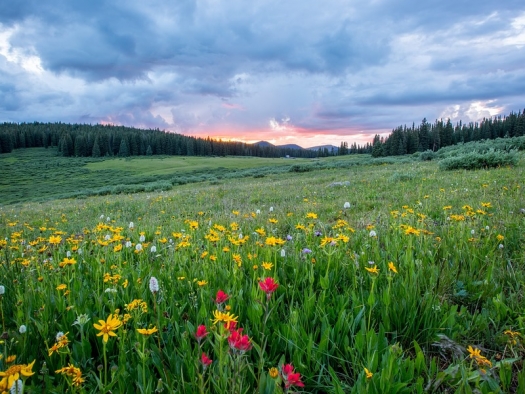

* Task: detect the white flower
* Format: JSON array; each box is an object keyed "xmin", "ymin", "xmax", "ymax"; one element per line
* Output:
[
  {"xmin": 106, "ymin": 216, "xmax": 111, "ymax": 222},
  {"xmin": 256, "ymin": 209, "xmax": 261, "ymax": 214},
  {"xmin": 125, "ymin": 241, "xmax": 132, "ymax": 248},
  {"xmin": 105, "ymin": 288, "xmax": 117, "ymax": 293},
  {"xmin": 0, "ymin": 285, "xmax": 4, "ymax": 295},
  {"xmin": 485, "ymin": 226, "xmax": 490, "ymax": 230},
  {"xmin": 77, "ymin": 248, "xmax": 83, "ymax": 255},
  {"xmin": 100, "ymin": 214, "xmax": 105, "ymax": 219},
  {"xmin": 281, "ymin": 249, "xmax": 286, "ymax": 257},
  {"xmin": 369, "ymin": 230, "xmax": 377, "ymax": 237},
  {"xmin": 150, "ymin": 245, "xmax": 157, "ymax": 253},
  {"xmin": 56, "ymin": 331, "xmax": 65, "ymax": 341},
  {"xmin": 135, "ymin": 243, "xmax": 143, "ymax": 251},
  {"xmin": 343, "ymin": 202, "xmax": 351, "ymax": 209},
  {"xmin": 104, "ymin": 234, "xmax": 111, "ymax": 241},
  {"xmin": 10, "ymin": 379, "xmax": 23, "ymax": 394},
  {"xmin": 499, "ymin": 244, "xmax": 504, "ymax": 249},
  {"xmin": 269, "ymin": 206, "xmax": 274, "ymax": 212},
  {"xmin": 238, "ymin": 233, "xmax": 243, "ymax": 240},
  {"xmin": 149, "ymin": 277, "xmax": 159, "ymax": 293},
  {"xmin": 19, "ymin": 325, "xmax": 27, "ymax": 334},
  {"xmin": 72, "ymin": 314, "xmax": 90, "ymax": 327},
  {"xmin": 471, "ymin": 230, "xmax": 475, "ymax": 235},
  {"xmin": 66, "ymin": 251, "xmax": 71, "ymax": 258},
  {"xmin": 129, "ymin": 222, "xmax": 134, "ymax": 229},
  {"xmin": 139, "ymin": 234, "xmax": 146, "ymax": 242}
]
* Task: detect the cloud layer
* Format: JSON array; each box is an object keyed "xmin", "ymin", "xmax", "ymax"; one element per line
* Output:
[{"xmin": 1, "ymin": 0, "xmax": 524, "ymax": 147}]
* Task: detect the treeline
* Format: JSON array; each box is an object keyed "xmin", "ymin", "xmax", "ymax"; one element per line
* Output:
[
  {"xmin": 0, "ymin": 122, "xmax": 372, "ymax": 158},
  {"xmin": 371, "ymin": 109, "xmax": 525, "ymax": 157}
]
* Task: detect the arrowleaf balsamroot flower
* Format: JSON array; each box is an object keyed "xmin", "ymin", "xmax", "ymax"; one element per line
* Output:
[
  {"xmin": 388, "ymin": 262, "xmax": 398, "ymax": 274},
  {"xmin": 259, "ymin": 277, "xmax": 279, "ymax": 300},
  {"xmin": 93, "ymin": 314, "xmax": 122, "ymax": 343},
  {"xmin": 136, "ymin": 327, "xmax": 158, "ymax": 336},
  {"xmin": 212, "ymin": 310, "xmax": 238, "ymax": 329},
  {"xmin": 0, "ymin": 360, "xmax": 35, "ymax": 391}
]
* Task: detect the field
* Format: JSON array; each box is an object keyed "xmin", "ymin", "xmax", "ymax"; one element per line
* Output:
[{"xmin": 0, "ymin": 148, "xmax": 524, "ymax": 393}]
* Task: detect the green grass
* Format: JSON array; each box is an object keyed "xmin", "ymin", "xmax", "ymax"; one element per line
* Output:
[{"xmin": 0, "ymin": 147, "xmax": 524, "ymax": 393}]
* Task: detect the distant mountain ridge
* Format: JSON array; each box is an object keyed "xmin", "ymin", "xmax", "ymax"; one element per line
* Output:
[{"xmin": 252, "ymin": 141, "xmax": 338, "ymax": 151}]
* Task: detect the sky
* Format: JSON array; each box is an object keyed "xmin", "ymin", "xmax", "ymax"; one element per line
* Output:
[{"xmin": 1, "ymin": 1, "xmax": 524, "ymax": 148}]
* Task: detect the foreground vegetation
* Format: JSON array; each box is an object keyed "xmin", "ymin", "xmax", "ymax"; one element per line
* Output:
[{"xmin": 0, "ymin": 149, "xmax": 524, "ymax": 393}]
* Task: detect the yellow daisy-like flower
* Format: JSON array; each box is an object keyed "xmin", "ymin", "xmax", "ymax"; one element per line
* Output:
[
  {"xmin": 197, "ymin": 280, "xmax": 208, "ymax": 287},
  {"xmin": 211, "ymin": 310, "xmax": 238, "ymax": 329},
  {"xmin": 306, "ymin": 212, "xmax": 317, "ymax": 219},
  {"xmin": 364, "ymin": 367, "xmax": 373, "ymax": 380},
  {"xmin": 365, "ymin": 266, "xmax": 379, "ymax": 275},
  {"xmin": 467, "ymin": 345, "xmax": 482, "ymax": 359},
  {"xmin": 262, "ymin": 262, "xmax": 274, "ymax": 270},
  {"xmin": 0, "ymin": 360, "xmax": 35, "ymax": 390},
  {"xmin": 269, "ymin": 367, "xmax": 279, "ymax": 378},
  {"xmin": 137, "ymin": 327, "xmax": 158, "ymax": 336},
  {"xmin": 93, "ymin": 314, "xmax": 122, "ymax": 343},
  {"xmin": 388, "ymin": 262, "xmax": 398, "ymax": 274},
  {"xmin": 56, "ymin": 284, "xmax": 67, "ymax": 291},
  {"xmin": 49, "ymin": 235, "xmax": 62, "ymax": 245}
]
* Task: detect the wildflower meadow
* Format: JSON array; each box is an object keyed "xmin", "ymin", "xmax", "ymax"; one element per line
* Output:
[{"xmin": 0, "ymin": 156, "xmax": 524, "ymax": 393}]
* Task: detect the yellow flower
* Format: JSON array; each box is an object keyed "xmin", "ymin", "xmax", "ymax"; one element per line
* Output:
[
  {"xmin": 0, "ymin": 360, "xmax": 35, "ymax": 389},
  {"xmin": 364, "ymin": 367, "xmax": 373, "ymax": 380},
  {"xmin": 211, "ymin": 310, "xmax": 238, "ymax": 329},
  {"xmin": 269, "ymin": 367, "xmax": 279, "ymax": 378},
  {"xmin": 388, "ymin": 262, "xmax": 398, "ymax": 274},
  {"xmin": 197, "ymin": 280, "xmax": 208, "ymax": 287},
  {"xmin": 113, "ymin": 244, "xmax": 122, "ymax": 252},
  {"xmin": 56, "ymin": 284, "xmax": 67, "ymax": 291},
  {"xmin": 496, "ymin": 234, "xmax": 504, "ymax": 241},
  {"xmin": 306, "ymin": 212, "xmax": 317, "ymax": 219},
  {"xmin": 49, "ymin": 235, "xmax": 62, "ymax": 245},
  {"xmin": 5, "ymin": 355, "xmax": 16, "ymax": 363},
  {"xmin": 93, "ymin": 314, "xmax": 122, "ymax": 343},
  {"xmin": 268, "ymin": 218, "xmax": 278, "ymax": 224},
  {"xmin": 255, "ymin": 228, "xmax": 266, "ymax": 236},
  {"xmin": 262, "ymin": 262, "xmax": 274, "ymax": 270},
  {"xmin": 481, "ymin": 202, "xmax": 492, "ymax": 208},
  {"xmin": 265, "ymin": 236, "xmax": 285, "ymax": 247},
  {"xmin": 467, "ymin": 345, "xmax": 482, "ymax": 359},
  {"xmin": 137, "ymin": 327, "xmax": 158, "ymax": 336},
  {"xmin": 365, "ymin": 266, "xmax": 379, "ymax": 275}
]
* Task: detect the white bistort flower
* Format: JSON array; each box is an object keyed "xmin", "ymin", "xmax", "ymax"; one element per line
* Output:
[
  {"xmin": 19, "ymin": 325, "xmax": 27, "ymax": 334},
  {"xmin": 150, "ymin": 245, "xmax": 157, "ymax": 253},
  {"xmin": 129, "ymin": 222, "xmax": 134, "ymax": 229},
  {"xmin": 0, "ymin": 285, "xmax": 5, "ymax": 295},
  {"xmin": 10, "ymin": 379, "xmax": 23, "ymax": 394},
  {"xmin": 369, "ymin": 230, "xmax": 377, "ymax": 237},
  {"xmin": 139, "ymin": 234, "xmax": 146, "ymax": 242},
  {"xmin": 343, "ymin": 202, "xmax": 351, "ymax": 209},
  {"xmin": 149, "ymin": 277, "xmax": 159, "ymax": 293},
  {"xmin": 135, "ymin": 243, "xmax": 143, "ymax": 251}
]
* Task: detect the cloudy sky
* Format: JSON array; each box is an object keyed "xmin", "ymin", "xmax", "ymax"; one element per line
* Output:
[{"xmin": 1, "ymin": 1, "xmax": 524, "ymax": 148}]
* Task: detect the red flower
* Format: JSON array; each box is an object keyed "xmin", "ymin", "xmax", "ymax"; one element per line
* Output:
[
  {"xmin": 228, "ymin": 328, "xmax": 252, "ymax": 353},
  {"xmin": 259, "ymin": 277, "xmax": 279, "ymax": 299},
  {"xmin": 285, "ymin": 372, "xmax": 305, "ymax": 388},
  {"xmin": 281, "ymin": 363, "xmax": 304, "ymax": 388},
  {"xmin": 224, "ymin": 320, "xmax": 237, "ymax": 332},
  {"xmin": 201, "ymin": 352, "xmax": 212, "ymax": 368},
  {"xmin": 195, "ymin": 325, "xmax": 208, "ymax": 343},
  {"xmin": 215, "ymin": 289, "xmax": 229, "ymax": 304}
]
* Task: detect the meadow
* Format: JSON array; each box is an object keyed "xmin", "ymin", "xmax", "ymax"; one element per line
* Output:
[{"xmin": 0, "ymin": 147, "xmax": 524, "ymax": 393}]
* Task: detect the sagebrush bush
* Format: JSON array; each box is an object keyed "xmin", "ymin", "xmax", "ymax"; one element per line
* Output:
[{"xmin": 438, "ymin": 149, "xmax": 518, "ymax": 170}]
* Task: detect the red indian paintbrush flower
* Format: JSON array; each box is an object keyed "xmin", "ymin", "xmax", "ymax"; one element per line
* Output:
[
  {"xmin": 259, "ymin": 277, "xmax": 279, "ymax": 300},
  {"xmin": 215, "ymin": 289, "xmax": 229, "ymax": 304},
  {"xmin": 195, "ymin": 325, "xmax": 208, "ymax": 343},
  {"xmin": 228, "ymin": 328, "xmax": 252, "ymax": 354},
  {"xmin": 201, "ymin": 352, "xmax": 212, "ymax": 368},
  {"xmin": 281, "ymin": 363, "xmax": 305, "ymax": 388}
]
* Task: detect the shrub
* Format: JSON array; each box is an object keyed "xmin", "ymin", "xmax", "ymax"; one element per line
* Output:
[
  {"xmin": 438, "ymin": 149, "xmax": 518, "ymax": 170},
  {"xmin": 420, "ymin": 150, "xmax": 436, "ymax": 161}
]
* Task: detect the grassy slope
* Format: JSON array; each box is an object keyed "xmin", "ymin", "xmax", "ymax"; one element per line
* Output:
[
  {"xmin": 0, "ymin": 151, "xmax": 524, "ymax": 392},
  {"xmin": 0, "ymin": 148, "xmax": 321, "ymax": 205}
]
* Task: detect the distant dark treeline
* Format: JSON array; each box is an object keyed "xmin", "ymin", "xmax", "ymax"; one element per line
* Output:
[
  {"xmin": 0, "ymin": 122, "xmax": 372, "ymax": 158},
  {"xmin": 371, "ymin": 109, "xmax": 525, "ymax": 157}
]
